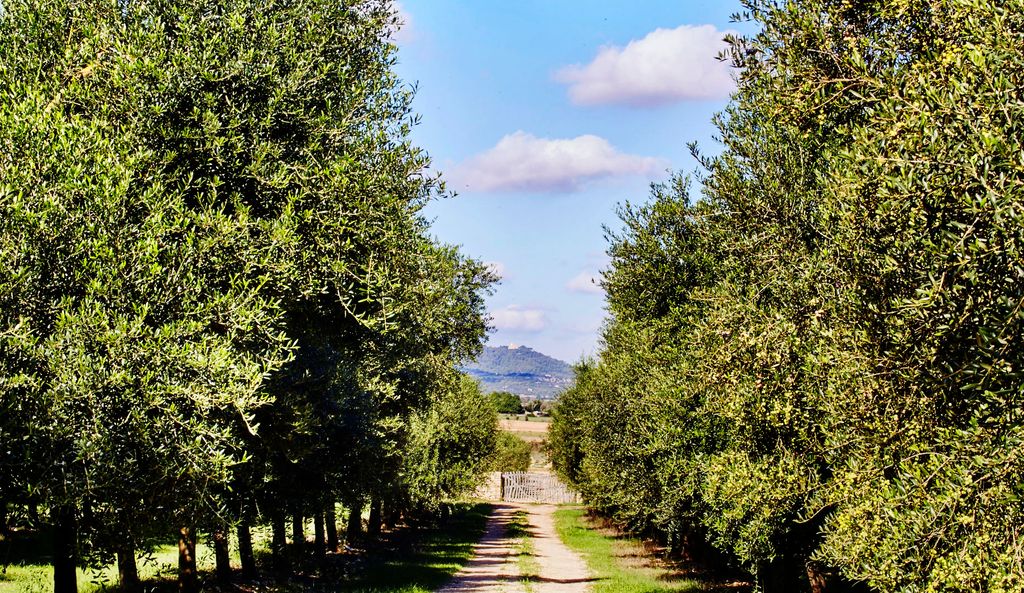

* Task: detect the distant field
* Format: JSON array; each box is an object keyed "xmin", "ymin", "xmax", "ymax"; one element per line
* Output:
[
  {"xmin": 497, "ymin": 415, "xmax": 552, "ymax": 424},
  {"xmin": 499, "ymin": 417, "xmax": 550, "ymax": 443}
]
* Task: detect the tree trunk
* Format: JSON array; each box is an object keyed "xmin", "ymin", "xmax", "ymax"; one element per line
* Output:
[
  {"xmin": 271, "ymin": 511, "xmax": 288, "ymax": 573},
  {"xmin": 178, "ymin": 526, "xmax": 198, "ymax": 593},
  {"xmin": 237, "ymin": 521, "xmax": 256, "ymax": 578},
  {"xmin": 313, "ymin": 512, "xmax": 325, "ymax": 556},
  {"xmin": 325, "ymin": 505, "xmax": 339, "ymax": 552},
  {"xmin": 795, "ymin": 506, "xmax": 835, "ymax": 593},
  {"xmin": 806, "ymin": 560, "xmax": 832, "ymax": 593},
  {"xmin": 116, "ymin": 542, "xmax": 140, "ymax": 593},
  {"xmin": 665, "ymin": 529, "xmax": 679, "ymax": 558},
  {"xmin": 52, "ymin": 505, "xmax": 78, "ymax": 593},
  {"xmin": 674, "ymin": 528, "xmax": 700, "ymax": 561},
  {"xmin": 213, "ymin": 527, "xmax": 231, "ymax": 583},
  {"xmin": 291, "ymin": 511, "xmax": 304, "ymax": 547},
  {"xmin": 0, "ymin": 496, "xmax": 9, "ymax": 536},
  {"xmin": 367, "ymin": 497, "xmax": 382, "ymax": 538},
  {"xmin": 383, "ymin": 497, "xmax": 401, "ymax": 530},
  {"xmin": 346, "ymin": 503, "xmax": 362, "ymax": 543},
  {"xmin": 28, "ymin": 498, "xmax": 40, "ymax": 525}
]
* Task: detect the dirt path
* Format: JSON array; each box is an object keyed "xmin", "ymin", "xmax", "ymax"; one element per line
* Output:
[
  {"xmin": 436, "ymin": 504, "xmax": 526, "ymax": 593},
  {"xmin": 437, "ymin": 503, "xmax": 592, "ymax": 593},
  {"xmin": 523, "ymin": 504, "xmax": 593, "ymax": 593}
]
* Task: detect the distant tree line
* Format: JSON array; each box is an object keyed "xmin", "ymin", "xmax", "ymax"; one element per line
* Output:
[
  {"xmin": 0, "ymin": 1, "xmax": 498, "ymax": 592},
  {"xmin": 550, "ymin": 2, "xmax": 1024, "ymax": 592},
  {"xmin": 490, "ymin": 391, "xmax": 524, "ymax": 414},
  {"xmin": 487, "ymin": 391, "xmax": 552, "ymax": 416}
]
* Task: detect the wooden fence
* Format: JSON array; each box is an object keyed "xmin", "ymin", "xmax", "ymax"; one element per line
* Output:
[{"xmin": 500, "ymin": 472, "xmax": 579, "ymax": 504}]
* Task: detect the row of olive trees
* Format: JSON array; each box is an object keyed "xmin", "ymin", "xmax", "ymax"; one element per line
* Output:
[
  {"xmin": 0, "ymin": 1, "xmax": 498, "ymax": 592},
  {"xmin": 551, "ymin": 1, "xmax": 1024, "ymax": 592}
]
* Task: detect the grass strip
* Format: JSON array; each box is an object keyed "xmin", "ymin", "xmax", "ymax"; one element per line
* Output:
[
  {"xmin": 507, "ymin": 510, "xmax": 537, "ymax": 593},
  {"xmin": 554, "ymin": 508, "xmax": 702, "ymax": 593}
]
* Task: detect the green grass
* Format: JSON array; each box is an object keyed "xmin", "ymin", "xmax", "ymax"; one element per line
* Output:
[
  {"xmin": 506, "ymin": 510, "xmax": 537, "ymax": 593},
  {"xmin": 0, "ymin": 539, "xmax": 218, "ymax": 593},
  {"xmin": 0, "ymin": 524, "xmax": 263, "ymax": 593},
  {"xmin": 554, "ymin": 508, "xmax": 703, "ymax": 593}
]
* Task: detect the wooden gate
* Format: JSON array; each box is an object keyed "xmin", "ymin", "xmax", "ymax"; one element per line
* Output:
[{"xmin": 500, "ymin": 472, "xmax": 579, "ymax": 504}]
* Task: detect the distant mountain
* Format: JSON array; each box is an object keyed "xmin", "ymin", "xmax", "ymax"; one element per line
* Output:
[{"xmin": 462, "ymin": 345, "xmax": 573, "ymax": 400}]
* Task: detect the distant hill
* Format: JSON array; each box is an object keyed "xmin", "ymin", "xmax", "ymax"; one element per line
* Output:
[{"xmin": 462, "ymin": 345, "xmax": 573, "ymax": 399}]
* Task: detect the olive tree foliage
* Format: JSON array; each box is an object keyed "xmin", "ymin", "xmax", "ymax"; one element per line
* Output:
[
  {"xmin": 802, "ymin": 2, "xmax": 1024, "ymax": 589},
  {"xmin": 126, "ymin": 0, "xmax": 500, "ymax": 525},
  {"xmin": 251, "ymin": 241, "xmax": 495, "ymax": 535},
  {"xmin": 402, "ymin": 375, "xmax": 498, "ymax": 510},
  {"xmin": 0, "ymin": 2, "xmax": 294, "ymax": 568},
  {"xmin": 487, "ymin": 432, "xmax": 531, "ymax": 473},
  {"xmin": 550, "ymin": 185, "xmax": 731, "ymax": 546},
  {"xmin": 551, "ymin": 1, "xmax": 1024, "ymax": 592}
]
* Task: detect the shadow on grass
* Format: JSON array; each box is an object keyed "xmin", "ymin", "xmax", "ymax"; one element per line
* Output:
[
  {"xmin": 1, "ymin": 528, "xmax": 55, "ymax": 567},
  {"xmin": 556, "ymin": 509, "xmax": 753, "ymax": 593},
  {"xmin": 588, "ymin": 512, "xmax": 752, "ymax": 593},
  {"xmin": 2, "ymin": 503, "xmax": 492, "ymax": 593},
  {"xmin": 330, "ymin": 502, "xmax": 491, "ymax": 592},
  {"xmin": 506, "ymin": 511, "xmax": 532, "ymax": 540}
]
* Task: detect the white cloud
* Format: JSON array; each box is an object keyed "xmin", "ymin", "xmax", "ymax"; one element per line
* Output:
[
  {"xmin": 451, "ymin": 131, "xmax": 665, "ymax": 193},
  {"xmin": 484, "ymin": 261, "xmax": 507, "ymax": 280},
  {"xmin": 566, "ymin": 271, "xmax": 603, "ymax": 295},
  {"xmin": 490, "ymin": 305, "xmax": 547, "ymax": 333},
  {"xmin": 555, "ymin": 24, "xmax": 737, "ymax": 107}
]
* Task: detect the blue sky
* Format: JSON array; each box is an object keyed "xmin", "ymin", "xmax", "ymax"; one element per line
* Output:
[{"xmin": 393, "ymin": 1, "xmax": 750, "ymax": 363}]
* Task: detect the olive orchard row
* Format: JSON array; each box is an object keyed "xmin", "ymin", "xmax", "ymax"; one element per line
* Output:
[
  {"xmin": 551, "ymin": 2, "xmax": 1024, "ymax": 592},
  {"xmin": 0, "ymin": 2, "xmax": 499, "ymax": 592}
]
